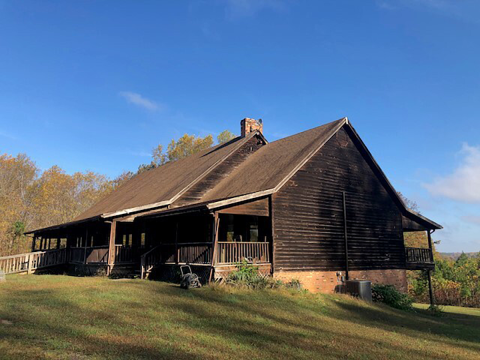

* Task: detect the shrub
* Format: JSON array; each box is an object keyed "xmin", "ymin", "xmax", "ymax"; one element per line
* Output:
[
  {"xmin": 226, "ymin": 260, "xmax": 298, "ymax": 290},
  {"xmin": 427, "ymin": 304, "xmax": 444, "ymax": 317},
  {"xmin": 285, "ymin": 279, "xmax": 302, "ymax": 290},
  {"xmin": 372, "ymin": 284, "xmax": 413, "ymax": 311}
]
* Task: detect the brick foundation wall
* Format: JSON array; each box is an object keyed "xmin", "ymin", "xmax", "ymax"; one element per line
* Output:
[{"xmin": 274, "ymin": 269, "xmax": 407, "ymax": 293}]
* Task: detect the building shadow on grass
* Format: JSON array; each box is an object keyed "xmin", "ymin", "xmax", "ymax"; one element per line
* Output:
[{"xmin": 2, "ymin": 279, "xmax": 479, "ymax": 360}]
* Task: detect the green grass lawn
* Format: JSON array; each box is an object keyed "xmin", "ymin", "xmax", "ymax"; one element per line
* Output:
[
  {"xmin": 1, "ymin": 275, "xmax": 479, "ymax": 360},
  {"xmin": 414, "ymin": 303, "xmax": 480, "ymax": 317}
]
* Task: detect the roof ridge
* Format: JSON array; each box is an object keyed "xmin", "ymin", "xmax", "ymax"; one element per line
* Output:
[
  {"xmin": 266, "ymin": 117, "xmax": 347, "ymax": 145},
  {"xmin": 166, "ymin": 131, "xmax": 263, "ymax": 205},
  {"xmin": 100, "ymin": 131, "xmax": 261, "ymax": 219},
  {"xmin": 196, "ymin": 117, "xmax": 347, "ymax": 204},
  {"xmin": 272, "ymin": 117, "xmax": 347, "ymax": 192}
]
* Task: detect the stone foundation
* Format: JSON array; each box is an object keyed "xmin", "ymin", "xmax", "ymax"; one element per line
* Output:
[{"xmin": 274, "ymin": 269, "xmax": 407, "ymax": 293}]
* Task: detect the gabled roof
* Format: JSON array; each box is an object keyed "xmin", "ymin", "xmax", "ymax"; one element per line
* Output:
[
  {"xmin": 28, "ymin": 117, "xmax": 441, "ymax": 233},
  {"xmin": 196, "ymin": 118, "xmax": 346, "ymax": 203}
]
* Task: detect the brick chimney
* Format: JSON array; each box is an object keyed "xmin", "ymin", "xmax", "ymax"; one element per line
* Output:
[{"xmin": 241, "ymin": 118, "xmax": 263, "ymax": 137}]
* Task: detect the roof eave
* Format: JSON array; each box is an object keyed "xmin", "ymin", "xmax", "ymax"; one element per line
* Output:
[{"xmin": 24, "ymin": 215, "xmax": 102, "ymax": 235}]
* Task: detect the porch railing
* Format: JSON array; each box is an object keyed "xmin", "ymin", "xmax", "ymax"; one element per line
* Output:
[
  {"xmin": 68, "ymin": 245, "xmax": 134, "ymax": 264},
  {"xmin": 114, "ymin": 245, "xmax": 138, "ymax": 263},
  {"xmin": 216, "ymin": 242, "xmax": 270, "ymax": 265},
  {"xmin": 0, "ymin": 248, "xmax": 67, "ymax": 275},
  {"xmin": 405, "ymin": 247, "xmax": 434, "ymax": 264},
  {"xmin": 139, "ymin": 242, "xmax": 213, "ymax": 279},
  {"xmin": 139, "ymin": 241, "xmax": 271, "ymax": 278}
]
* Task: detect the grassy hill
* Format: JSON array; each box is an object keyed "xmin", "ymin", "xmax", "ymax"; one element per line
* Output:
[{"xmin": 0, "ymin": 275, "xmax": 479, "ymax": 360}]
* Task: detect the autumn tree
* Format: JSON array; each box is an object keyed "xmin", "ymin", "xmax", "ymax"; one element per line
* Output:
[
  {"xmin": 137, "ymin": 133, "xmax": 215, "ymax": 173},
  {"xmin": 217, "ymin": 130, "xmax": 236, "ymax": 144},
  {"xmin": 0, "ymin": 154, "xmax": 38, "ymax": 254},
  {"xmin": 0, "ymin": 154, "xmax": 123, "ymax": 256},
  {"xmin": 166, "ymin": 134, "xmax": 214, "ymax": 162}
]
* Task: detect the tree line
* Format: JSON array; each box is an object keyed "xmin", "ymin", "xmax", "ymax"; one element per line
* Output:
[{"xmin": 0, "ymin": 130, "xmax": 235, "ymax": 256}]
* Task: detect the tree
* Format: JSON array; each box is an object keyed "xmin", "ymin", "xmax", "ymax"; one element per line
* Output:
[
  {"xmin": 0, "ymin": 154, "xmax": 38, "ymax": 255},
  {"xmin": 0, "ymin": 154, "xmax": 121, "ymax": 256},
  {"xmin": 152, "ymin": 144, "xmax": 166, "ymax": 166},
  {"xmin": 166, "ymin": 134, "xmax": 214, "ymax": 162},
  {"xmin": 397, "ymin": 191, "xmax": 419, "ymax": 213},
  {"xmin": 217, "ymin": 130, "xmax": 236, "ymax": 144}
]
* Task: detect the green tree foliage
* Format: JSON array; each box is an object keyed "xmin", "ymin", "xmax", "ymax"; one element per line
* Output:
[
  {"xmin": 399, "ymin": 194, "xmax": 480, "ymax": 308},
  {"xmin": 410, "ymin": 254, "xmax": 480, "ymax": 307},
  {"xmin": 217, "ymin": 130, "xmax": 236, "ymax": 144}
]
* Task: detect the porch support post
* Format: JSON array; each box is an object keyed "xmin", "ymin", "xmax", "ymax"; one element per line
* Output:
[
  {"xmin": 107, "ymin": 220, "xmax": 117, "ymax": 275},
  {"xmin": 174, "ymin": 221, "xmax": 179, "ymax": 264},
  {"xmin": 209, "ymin": 212, "xmax": 220, "ymax": 283},
  {"xmin": 84, "ymin": 228, "xmax": 88, "ymax": 264},
  {"xmin": 268, "ymin": 195, "xmax": 275, "ymax": 273},
  {"xmin": 427, "ymin": 229, "xmax": 435, "ymax": 306},
  {"xmin": 31, "ymin": 236, "xmax": 36, "ymax": 252},
  {"xmin": 427, "ymin": 270, "xmax": 435, "ymax": 306},
  {"xmin": 427, "ymin": 230, "xmax": 434, "ymax": 262}
]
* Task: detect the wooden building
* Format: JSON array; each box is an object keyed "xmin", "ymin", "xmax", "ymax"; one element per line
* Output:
[{"xmin": 25, "ymin": 117, "xmax": 441, "ymax": 293}]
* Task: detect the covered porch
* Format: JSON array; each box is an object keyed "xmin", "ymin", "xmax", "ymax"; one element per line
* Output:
[
  {"xmin": 138, "ymin": 206, "xmax": 272, "ymax": 280},
  {"xmin": 25, "ymin": 197, "xmax": 273, "ymax": 280}
]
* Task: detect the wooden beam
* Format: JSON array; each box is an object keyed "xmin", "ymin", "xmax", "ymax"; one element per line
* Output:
[
  {"xmin": 107, "ymin": 220, "xmax": 117, "ymax": 275},
  {"xmin": 427, "ymin": 230, "xmax": 434, "ymax": 262},
  {"xmin": 269, "ymin": 195, "xmax": 275, "ymax": 274},
  {"xmin": 427, "ymin": 229, "xmax": 435, "ymax": 307},
  {"xmin": 174, "ymin": 221, "xmax": 179, "ymax": 264},
  {"xmin": 209, "ymin": 212, "xmax": 220, "ymax": 283},
  {"xmin": 427, "ymin": 270, "xmax": 435, "ymax": 306},
  {"xmin": 84, "ymin": 228, "xmax": 88, "ymax": 264},
  {"xmin": 207, "ymin": 190, "xmax": 275, "ymax": 210}
]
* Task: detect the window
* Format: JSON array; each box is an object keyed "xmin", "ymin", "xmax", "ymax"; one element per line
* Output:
[{"xmin": 141, "ymin": 233, "xmax": 146, "ymax": 248}]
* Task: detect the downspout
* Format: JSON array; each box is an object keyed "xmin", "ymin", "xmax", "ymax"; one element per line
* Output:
[{"xmin": 342, "ymin": 191, "xmax": 349, "ymax": 281}]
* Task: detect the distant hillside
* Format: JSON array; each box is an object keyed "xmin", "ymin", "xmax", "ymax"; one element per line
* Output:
[{"xmin": 440, "ymin": 252, "xmax": 479, "ymax": 260}]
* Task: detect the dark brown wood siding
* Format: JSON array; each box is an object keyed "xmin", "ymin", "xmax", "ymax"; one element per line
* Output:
[
  {"xmin": 217, "ymin": 197, "xmax": 269, "ymax": 217},
  {"xmin": 174, "ymin": 135, "xmax": 266, "ymax": 207},
  {"xmin": 273, "ymin": 126, "xmax": 405, "ymax": 271}
]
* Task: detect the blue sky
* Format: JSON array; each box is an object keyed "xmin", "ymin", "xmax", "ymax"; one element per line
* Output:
[{"xmin": 0, "ymin": 0, "xmax": 479, "ymax": 252}]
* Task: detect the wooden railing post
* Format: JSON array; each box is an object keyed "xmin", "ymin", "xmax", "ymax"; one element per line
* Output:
[{"xmin": 27, "ymin": 253, "xmax": 33, "ymax": 274}]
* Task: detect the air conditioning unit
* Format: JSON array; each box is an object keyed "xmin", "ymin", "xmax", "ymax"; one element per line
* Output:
[{"xmin": 345, "ymin": 280, "xmax": 372, "ymax": 302}]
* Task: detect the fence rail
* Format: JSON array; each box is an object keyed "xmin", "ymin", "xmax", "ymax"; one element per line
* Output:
[
  {"xmin": 0, "ymin": 248, "xmax": 67, "ymax": 275},
  {"xmin": 405, "ymin": 247, "xmax": 434, "ymax": 264}
]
